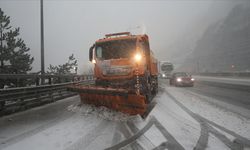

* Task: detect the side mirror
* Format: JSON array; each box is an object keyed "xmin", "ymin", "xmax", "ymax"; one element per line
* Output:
[{"xmin": 89, "ymin": 44, "xmax": 94, "ymax": 62}]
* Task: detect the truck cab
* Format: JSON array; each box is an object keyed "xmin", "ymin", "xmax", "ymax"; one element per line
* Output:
[{"xmin": 89, "ymin": 32, "xmax": 158, "ymax": 99}]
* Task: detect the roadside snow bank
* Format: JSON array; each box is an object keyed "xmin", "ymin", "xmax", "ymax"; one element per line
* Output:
[{"xmin": 67, "ymin": 104, "xmax": 140, "ymax": 122}]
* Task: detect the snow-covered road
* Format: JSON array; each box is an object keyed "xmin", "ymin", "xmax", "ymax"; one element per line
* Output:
[
  {"xmin": 193, "ymin": 75, "xmax": 250, "ymax": 86},
  {"xmin": 0, "ymin": 79, "xmax": 250, "ymax": 150}
]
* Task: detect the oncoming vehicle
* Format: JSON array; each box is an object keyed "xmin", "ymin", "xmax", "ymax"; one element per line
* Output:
[{"xmin": 169, "ymin": 72, "xmax": 194, "ymax": 87}]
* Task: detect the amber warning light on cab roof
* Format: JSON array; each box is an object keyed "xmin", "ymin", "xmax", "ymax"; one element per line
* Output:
[{"xmin": 105, "ymin": 32, "xmax": 131, "ymax": 38}]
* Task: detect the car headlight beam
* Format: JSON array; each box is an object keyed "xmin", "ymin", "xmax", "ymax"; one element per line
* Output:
[{"xmin": 176, "ymin": 78, "xmax": 182, "ymax": 82}]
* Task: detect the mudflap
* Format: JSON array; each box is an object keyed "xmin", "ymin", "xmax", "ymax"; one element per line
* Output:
[
  {"xmin": 67, "ymin": 85, "xmax": 147, "ymax": 116},
  {"xmin": 141, "ymin": 101, "xmax": 156, "ymax": 119}
]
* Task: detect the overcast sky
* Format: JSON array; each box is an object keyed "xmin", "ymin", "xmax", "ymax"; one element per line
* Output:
[{"xmin": 0, "ymin": 0, "xmax": 237, "ymax": 74}]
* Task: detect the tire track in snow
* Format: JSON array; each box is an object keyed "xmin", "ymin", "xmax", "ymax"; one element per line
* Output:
[
  {"xmin": 164, "ymin": 89, "xmax": 250, "ymax": 150},
  {"xmin": 184, "ymin": 85, "xmax": 250, "ymax": 119},
  {"xmin": 126, "ymin": 121, "xmax": 156, "ymax": 149},
  {"xmin": 106, "ymin": 116, "xmax": 184, "ymax": 150},
  {"xmin": 117, "ymin": 123, "xmax": 144, "ymax": 150}
]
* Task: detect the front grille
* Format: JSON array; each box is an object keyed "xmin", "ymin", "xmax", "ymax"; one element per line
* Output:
[
  {"xmin": 182, "ymin": 78, "xmax": 191, "ymax": 81},
  {"xmin": 103, "ymin": 66, "xmax": 132, "ymax": 76}
]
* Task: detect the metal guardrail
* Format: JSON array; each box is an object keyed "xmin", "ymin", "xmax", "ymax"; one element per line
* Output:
[
  {"xmin": 197, "ymin": 72, "xmax": 250, "ymax": 78},
  {"xmin": 195, "ymin": 80, "xmax": 250, "ymax": 92},
  {"xmin": 0, "ymin": 74, "xmax": 94, "ymax": 87},
  {"xmin": 0, "ymin": 74, "xmax": 94, "ymax": 116}
]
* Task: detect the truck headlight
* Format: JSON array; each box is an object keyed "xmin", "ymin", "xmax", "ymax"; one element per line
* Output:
[
  {"xmin": 92, "ymin": 59, "xmax": 96, "ymax": 64},
  {"xmin": 176, "ymin": 78, "xmax": 182, "ymax": 82},
  {"xmin": 191, "ymin": 78, "xmax": 194, "ymax": 81},
  {"xmin": 162, "ymin": 74, "xmax": 166, "ymax": 77},
  {"xmin": 134, "ymin": 53, "xmax": 142, "ymax": 62}
]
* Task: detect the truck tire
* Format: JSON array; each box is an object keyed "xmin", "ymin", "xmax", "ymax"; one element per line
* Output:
[
  {"xmin": 151, "ymin": 76, "xmax": 158, "ymax": 95},
  {"xmin": 141, "ymin": 72, "xmax": 152, "ymax": 104}
]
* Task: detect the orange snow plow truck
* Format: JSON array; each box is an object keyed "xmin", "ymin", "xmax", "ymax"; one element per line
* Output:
[{"xmin": 68, "ymin": 32, "xmax": 158, "ymax": 117}]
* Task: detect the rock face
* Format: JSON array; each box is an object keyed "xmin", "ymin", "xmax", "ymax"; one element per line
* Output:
[{"xmin": 180, "ymin": 4, "xmax": 250, "ymax": 73}]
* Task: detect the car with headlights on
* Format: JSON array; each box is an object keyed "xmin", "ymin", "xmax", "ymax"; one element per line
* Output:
[
  {"xmin": 169, "ymin": 72, "xmax": 194, "ymax": 87},
  {"xmin": 160, "ymin": 73, "xmax": 169, "ymax": 79}
]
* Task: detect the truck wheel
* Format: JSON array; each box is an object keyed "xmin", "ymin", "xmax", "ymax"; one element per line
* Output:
[
  {"xmin": 146, "ymin": 77, "xmax": 152, "ymax": 103},
  {"xmin": 151, "ymin": 77, "xmax": 158, "ymax": 95},
  {"xmin": 142, "ymin": 73, "xmax": 152, "ymax": 104}
]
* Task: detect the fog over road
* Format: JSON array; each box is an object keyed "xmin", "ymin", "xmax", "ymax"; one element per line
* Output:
[
  {"xmin": 0, "ymin": 78, "xmax": 250, "ymax": 150},
  {"xmin": 0, "ymin": 1, "xmax": 237, "ymax": 73}
]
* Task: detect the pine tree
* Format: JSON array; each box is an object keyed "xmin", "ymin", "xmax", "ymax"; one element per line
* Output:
[
  {"xmin": 0, "ymin": 8, "xmax": 34, "ymax": 74},
  {"xmin": 47, "ymin": 54, "xmax": 78, "ymax": 75},
  {"xmin": 47, "ymin": 54, "xmax": 78, "ymax": 83}
]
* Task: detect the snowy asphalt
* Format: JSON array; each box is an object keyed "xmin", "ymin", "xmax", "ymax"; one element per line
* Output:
[
  {"xmin": 0, "ymin": 78, "xmax": 250, "ymax": 150},
  {"xmin": 186, "ymin": 79, "xmax": 250, "ymax": 111}
]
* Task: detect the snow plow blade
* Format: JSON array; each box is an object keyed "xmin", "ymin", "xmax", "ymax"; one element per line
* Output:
[{"xmin": 67, "ymin": 85, "xmax": 147, "ymax": 116}]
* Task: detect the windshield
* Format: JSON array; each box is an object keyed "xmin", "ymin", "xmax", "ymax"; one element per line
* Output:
[
  {"xmin": 175, "ymin": 72, "xmax": 189, "ymax": 77},
  {"xmin": 95, "ymin": 39, "xmax": 136, "ymax": 60},
  {"xmin": 161, "ymin": 63, "xmax": 173, "ymax": 71}
]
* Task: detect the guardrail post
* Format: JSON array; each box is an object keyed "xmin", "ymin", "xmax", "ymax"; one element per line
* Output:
[
  {"xmin": 36, "ymin": 77, "xmax": 40, "ymax": 86},
  {"xmin": 49, "ymin": 88, "xmax": 54, "ymax": 102},
  {"xmin": 48, "ymin": 77, "xmax": 52, "ymax": 85},
  {"xmin": 0, "ymin": 101, "xmax": 5, "ymax": 110},
  {"xmin": 58, "ymin": 77, "xmax": 61, "ymax": 83}
]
